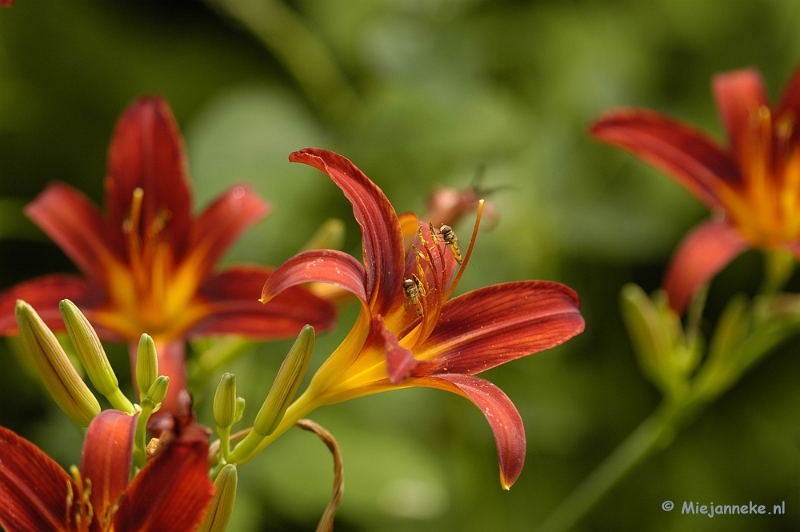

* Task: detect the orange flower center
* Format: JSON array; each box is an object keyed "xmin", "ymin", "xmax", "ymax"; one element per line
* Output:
[
  {"xmin": 717, "ymin": 106, "xmax": 800, "ymax": 249},
  {"xmin": 94, "ymin": 188, "xmax": 209, "ymax": 342}
]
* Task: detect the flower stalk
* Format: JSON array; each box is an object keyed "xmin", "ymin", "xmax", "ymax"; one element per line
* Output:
[{"xmin": 536, "ymin": 286, "xmax": 800, "ymax": 532}]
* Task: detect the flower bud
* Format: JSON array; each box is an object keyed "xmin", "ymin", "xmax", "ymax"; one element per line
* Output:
[
  {"xmin": 253, "ymin": 325, "xmax": 315, "ymax": 436},
  {"xmin": 59, "ymin": 300, "xmax": 118, "ymax": 397},
  {"xmin": 234, "ymin": 397, "xmax": 246, "ymax": 425},
  {"xmin": 146, "ymin": 375, "xmax": 170, "ymax": 405},
  {"xmin": 198, "ymin": 464, "xmax": 238, "ymax": 532},
  {"xmin": 213, "ymin": 373, "xmax": 237, "ymax": 430},
  {"xmin": 15, "ymin": 300, "xmax": 100, "ymax": 426},
  {"xmin": 620, "ymin": 285, "xmax": 699, "ymax": 397},
  {"xmin": 136, "ymin": 334, "xmax": 158, "ymax": 399}
]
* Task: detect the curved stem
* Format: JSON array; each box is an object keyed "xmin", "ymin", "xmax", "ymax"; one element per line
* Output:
[{"xmin": 535, "ymin": 404, "xmax": 679, "ymax": 532}]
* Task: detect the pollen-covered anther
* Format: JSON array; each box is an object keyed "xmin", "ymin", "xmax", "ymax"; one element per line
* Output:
[
  {"xmin": 145, "ymin": 437, "xmax": 160, "ymax": 460},
  {"xmin": 68, "ymin": 465, "xmax": 94, "ymax": 527},
  {"xmin": 122, "ymin": 187, "xmax": 144, "ymax": 236}
]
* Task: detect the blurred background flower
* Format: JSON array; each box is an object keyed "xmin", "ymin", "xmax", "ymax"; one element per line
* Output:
[{"xmin": 1, "ymin": 1, "xmax": 799, "ymax": 531}]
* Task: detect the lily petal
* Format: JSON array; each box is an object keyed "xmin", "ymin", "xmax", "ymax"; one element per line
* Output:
[
  {"xmin": 290, "ymin": 148, "xmax": 405, "ymax": 314},
  {"xmin": 375, "ymin": 315, "xmax": 418, "ymax": 383},
  {"xmin": 0, "ymin": 274, "xmax": 103, "ymax": 335},
  {"xmin": 80, "ymin": 410, "xmax": 137, "ymax": 532},
  {"xmin": 590, "ymin": 110, "xmax": 740, "ymax": 208},
  {"xmin": 25, "ymin": 182, "xmax": 114, "ymax": 280},
  {"xmin": 415, "ymin": 374, "xmax": 526, "ymax": 490},
  {"xmin": 777, "ymin": 66, "xmax": 800, "ymax": 118},
  {"xmin": 663, "ymin": 220, "xmax": 749, "ymax": 313},
  {"xmin": 412, "ymin": 282, "xmax": 585, "ymax": 376},
  {"xmin": 712, "ymin": 69, "xmax": 769, "ymax": 160},
  {"xmin": 113, "ymin": 422, "xmax": 214, "ymax": 532},
  {"xmin": 195, "ymin": 265, "xmax": 337, "ymax": 337},
  {"xmin": 260, "ymin": 249, "xmax": 368, "ymax": 306},
  {"xmin": 0, "ymin": 426, "xmax": 73, "ymax": 532},
  {"xmin": 184, "ymin": 184, "xmax": 270, "ymax": 278},
  {"xmin": 105, "ymin": 97, "xmax": 193, "ymax": 257},
  {"xmin": 775, "ymin": 67, "xmax": 800, "ymax": 151}
]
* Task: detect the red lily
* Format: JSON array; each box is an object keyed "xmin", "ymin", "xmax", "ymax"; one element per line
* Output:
[
  {"xmin": 0, "ymin": 408, "xmax": 214, "ymax": 531},
  {"xmin": 255, "ymin": 149, "xmax": 585, "ymax": 488},
  {"xmin": 591, "ymin": 67, "xmax": 800, "ymax": 312},
  {"xmin": 0, "ymin": 97, "xmax": 335, "ymax": 410}
]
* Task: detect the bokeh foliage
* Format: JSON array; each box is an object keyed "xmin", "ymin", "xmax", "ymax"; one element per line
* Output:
[{"xmin": 1, "ymin": 1, "xmax": 800, "ymax": 531}]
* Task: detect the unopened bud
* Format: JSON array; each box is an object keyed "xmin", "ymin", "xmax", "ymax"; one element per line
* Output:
[
  {"xmin": 136, "ymin": 334, "xmax": 158, "ymax": 399},
  {"xmin": 198, "ymin": 464, "xmax": 238, "ymax": 532},
  {"xmin": 15, "ymin": 300, "xmax": 100, "ymax": 426},
  {"xmin": 146, "ymin": 375, "xmax": 170, "ymax": 405},
  {"xmin": 234, "ymin": 397, "xmax": 246, "ymax": 425},
  {"xmin": 59, "ymin": 300, "xmax": 118, "ymax": 397},
  {"xmin": 253, "ymin": 325, "xmax": 315, "ymax": 436},
  {"xmin": 620, "ymin": 285, "xmax": 700, "ymax": 397},
  {"xmin": 213, "ymin": 373, "xmax": 237, "ymax": 430}
]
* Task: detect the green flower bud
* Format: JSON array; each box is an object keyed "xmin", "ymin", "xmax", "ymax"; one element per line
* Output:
[
  {"xmin": 146, "ymin": 375, "xmax": 170, "ymax": 405},
  {"xmin": 620, "ymin": 285, "xmax": 698, "ymax": 398},
  {"xmin": 253, "ymin": 325, "xmax": 315, "ymax": 436},
  {"xmin": 198, "ymin": 464, "xmax": 238, "ymax": 532},
  {"xmin": 214, "ymin": 373, "xmax": 237, "ymax": 430},
  {"xmin": 59, "ymin": 300, "xmax": 118, "ymax": 397},
  {"xmin": 620, "ymin": 285, "xmax": 672, "ymax": 387},
  {"xmin": 234, "ymin": 397, "xmax": 246, "ymax": 425},
  {"xmin": 15, "ymin": 300, "xmax": 100, "ymax": 426},
  {"xmin": 136, "ymin": 334, "xmax": 158, "ymax": 399}
]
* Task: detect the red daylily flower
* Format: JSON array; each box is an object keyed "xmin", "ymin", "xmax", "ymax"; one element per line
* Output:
[
  {"xmin": 258, "ymin": 149, "xmax": 585, "ymax": 488},
  {"xmin": 591, "ymin": 67, "xmax": 800, "ymax": 312},
  {"xmin": 0, "ymin": 407, "xmax": 214, "ymax": 531},
  {"xmin": 0, "ymin": 97, "xmax": 336, "ymax": 410}
]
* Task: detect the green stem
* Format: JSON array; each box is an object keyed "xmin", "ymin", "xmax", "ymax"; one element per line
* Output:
[
  {"xmin": 761, "ymin": 250, "xmax": 794, "ymax": 296},
  {"xmin": 535, "ymin": 404, "xmax": 679, "ymax": 532},
  {"xmin": 105, "ymin": 387, "xmax": 136, "ymax": 414},
  {"xmin": 217, "ymin": 426, "xmax": 232, "ymax": 464},
  {"xmin": 133, "ymin": 402, "xmax": 155, "ymax": 468},
  {"xmin": 228, "ymin": 390, "xmax": 318, "ymax": 464}
]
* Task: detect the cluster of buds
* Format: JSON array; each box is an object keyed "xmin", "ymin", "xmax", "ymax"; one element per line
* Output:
[
  {"xmin": 13, "ymin": 295, "xmax": 339, "ymax": 531},
  {"xmin": 620, "ymin": 283, "xmax": 800, "ymax": 411}
]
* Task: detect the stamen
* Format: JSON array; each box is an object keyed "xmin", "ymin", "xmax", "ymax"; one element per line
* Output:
[
  {"xmin": 68, "ymin": 465, "xmax": 94, "ymax": 528},
  {"xmin": 125, "ymin": 188, "xmax": 147, "ymax": 291},
  {"xmin": 445, "ymin": 200, "xmax": 483, "ymax": 300}
]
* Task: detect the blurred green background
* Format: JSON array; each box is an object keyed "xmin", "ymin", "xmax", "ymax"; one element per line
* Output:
[{"xmin": 1, "ymin": 1, "xmax": 800, "ymax": 531}]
